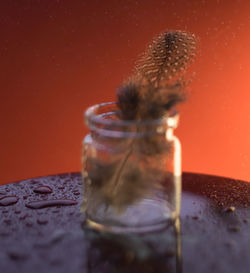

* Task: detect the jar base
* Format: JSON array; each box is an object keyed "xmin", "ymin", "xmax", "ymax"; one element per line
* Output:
[
  {"xmin": 85, "ymin": 217, "xmax": 176, "ymax": 233},
  {"xmin": 84, "ymin": 197, "xmax": 178, "ymax": 233}
]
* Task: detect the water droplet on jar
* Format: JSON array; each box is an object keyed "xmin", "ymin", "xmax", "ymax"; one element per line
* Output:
[
  {"xmin": 34, "ymin": 186, "xmax": 53, "ymax": 194},
  {"xmin": 25, "ymin": 199, "xmax": 78, "ymax": 209},
  {"xmin": 0, "ymin": 196, "xmax": 18, "ymax": 206}
]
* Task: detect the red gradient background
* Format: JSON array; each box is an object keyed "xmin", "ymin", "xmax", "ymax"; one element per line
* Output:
[{"xmin": 1, "ymin": 0, "xmax": 250, "ymax": 184}]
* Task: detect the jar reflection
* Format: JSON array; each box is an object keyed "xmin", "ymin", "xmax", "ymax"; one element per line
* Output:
[{"xmin": 85, "ymin": 218, "xmax": 182, "ymax": 273}]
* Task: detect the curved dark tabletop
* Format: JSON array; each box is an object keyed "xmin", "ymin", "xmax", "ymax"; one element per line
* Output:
[{"xmin": 0, "ymin": 172, "xmax": 249, "ymax": 273}]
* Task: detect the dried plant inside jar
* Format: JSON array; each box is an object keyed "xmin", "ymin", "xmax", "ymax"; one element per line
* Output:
[{"xmin": 83, "ymin": 30, "xmax": 198, "ymax": 213}]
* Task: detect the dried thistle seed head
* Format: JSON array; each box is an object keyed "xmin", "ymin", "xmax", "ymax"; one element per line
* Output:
[
  {"xmin": 127, "ymin": 80, "xmax": 185, "ymax": 121},
  {"xmin": 136, "ymin": 134, "xmax": 174, "ymax": 156},
  {"xmin": 117, "ymin": 80, "xmax": 186, "ymax": 121},
  {"xmin": 116, "ymin": 82, "xmax": 140, "ymax": 120},
  {"xmin": 135, "ymin": 30, "xmax": 198, "ymax": 85},
  {"xmin": 116, "ymin": 30, "xmax": 197, "ymax": 123}
]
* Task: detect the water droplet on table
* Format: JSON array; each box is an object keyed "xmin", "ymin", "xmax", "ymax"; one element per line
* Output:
[
  {"xmin": 19, "ymin": 213, "xmax": 28, "ymax": 220},
  {"xmin": 26, "ymin": 221, "xmax": 33, "ymax": 227},
  {"xmin": 0, "ymin": 196, "xmax": 18, "ymax": 206},
  {"xmin": 25, "ymin": 199, "xmax": 77, "ymax": 209},
  {"xmin": 34, "ymin": 186, "xmax": 53, "ymax": 194},
  {"xmin": 8, "ymin": 250, "xmax": 29, "ymax": 261},
  {"xmin": 4, "ymin": 219, "xmax": 12, "ymax": 225},
  {"xmin": 37, "ymin": 216, "xmax": 48, "ymax": 225}
]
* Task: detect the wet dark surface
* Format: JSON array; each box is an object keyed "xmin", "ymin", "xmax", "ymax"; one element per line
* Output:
[{"xmin": 0, "ymin": 172, "xmax": 249, "ymax": 273}]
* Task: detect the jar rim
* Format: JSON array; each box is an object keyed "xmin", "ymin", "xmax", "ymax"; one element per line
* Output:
[{"xmin": 85, "ymin": 101, "xmax": 179, "ymax": 129}]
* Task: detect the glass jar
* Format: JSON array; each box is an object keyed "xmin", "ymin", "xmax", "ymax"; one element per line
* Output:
[{"xmin": 82, "ymin": 102, "xmax": 181, "ymax": 233}]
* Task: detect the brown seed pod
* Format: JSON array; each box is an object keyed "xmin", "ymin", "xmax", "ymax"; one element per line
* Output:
[{"xmin": 135, "ymin": 30, "xmax": 198, "ymax": 86}]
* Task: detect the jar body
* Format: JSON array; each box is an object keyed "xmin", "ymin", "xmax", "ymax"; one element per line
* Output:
[{"xmin": 82, "ymin": 102, "xmax": 181, "ymax": 233}]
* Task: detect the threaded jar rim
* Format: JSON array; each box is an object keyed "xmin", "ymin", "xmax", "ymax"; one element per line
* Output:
[{"xmin": 84, "ymin": 102, "xmax": 179, "ymax": 138}]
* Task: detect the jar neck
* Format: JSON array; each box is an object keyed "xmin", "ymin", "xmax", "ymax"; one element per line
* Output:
[{"xmin": 85, "ymin": 102, "xmax": 179, "ymax": 139}]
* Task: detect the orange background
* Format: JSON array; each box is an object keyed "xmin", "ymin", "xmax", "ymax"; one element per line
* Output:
[{"xmin": 1, "ymin": 0, "xmax": 250, "ymax": 184}]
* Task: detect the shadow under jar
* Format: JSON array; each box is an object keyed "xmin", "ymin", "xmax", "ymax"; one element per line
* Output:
[{"xmin": 82, "ymin": 102, "xmax": 181, "ymax": 233}]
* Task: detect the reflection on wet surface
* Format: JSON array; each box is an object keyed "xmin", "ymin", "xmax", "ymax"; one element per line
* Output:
[
  {"xmin": 0, "ymin": 173, "xmax": 249, "ymax": 273},
  {"xmin": 85, "ymin": 217, "xmax": 182, "ymax": 273}
]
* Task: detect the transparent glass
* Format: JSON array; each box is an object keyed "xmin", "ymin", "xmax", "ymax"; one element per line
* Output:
[{"xmin": 82, "ymin": 102, "xmax": 181, "ymax": 233}]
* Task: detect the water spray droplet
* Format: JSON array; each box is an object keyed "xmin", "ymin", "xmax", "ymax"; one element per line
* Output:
[
  {"xmin": 25, "ymin": 199, "xmax": 77, "ymax": 209},
  {"xmin": 34, "ymin": 186, "xmax": 53, "ymax": 194},
  {"xmin": 0, "ymin": 196, "xmax": 18, "ymax": 206}
]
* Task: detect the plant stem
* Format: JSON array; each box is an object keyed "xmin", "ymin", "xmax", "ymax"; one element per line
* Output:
[{"xmin": 110, "ymin": 141, "xmax": 134, "ymax": 197}]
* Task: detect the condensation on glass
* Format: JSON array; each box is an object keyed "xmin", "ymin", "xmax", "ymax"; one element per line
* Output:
[{"xmin": 82, "ymin": 102, "xmax": 181, "ymax": 233}]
